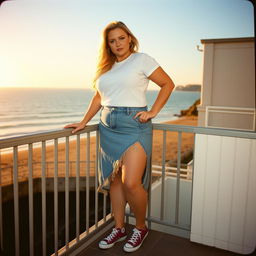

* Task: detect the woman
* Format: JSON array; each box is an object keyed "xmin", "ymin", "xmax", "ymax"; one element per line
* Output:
[{"xmin": 64, "ymin": 21, "xmax": 174, "ymax": 253}]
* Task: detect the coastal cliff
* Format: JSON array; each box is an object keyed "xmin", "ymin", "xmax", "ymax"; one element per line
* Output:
[{"xmin": 175, "ymin": 98, "xmax": 201, "ymax": 117}]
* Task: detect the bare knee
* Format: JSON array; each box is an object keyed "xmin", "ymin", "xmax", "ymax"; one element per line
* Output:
[{"xmin": 123, "ymin": 180, "xmax": 141, "ymax": 192}]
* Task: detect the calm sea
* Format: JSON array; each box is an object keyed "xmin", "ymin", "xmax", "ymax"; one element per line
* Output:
[{"xmin": 0, "ymin": 88, "xmax": 200, "ymax": 140}]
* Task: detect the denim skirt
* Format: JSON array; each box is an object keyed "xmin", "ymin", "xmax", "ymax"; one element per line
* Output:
[{"xmin": 98, "ymin": 106, "xmax": 153, "ymax": 194}]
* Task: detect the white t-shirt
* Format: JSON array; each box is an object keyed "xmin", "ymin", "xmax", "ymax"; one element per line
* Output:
[{"xmin": 96, "ymin": 52, "xmax": 159, "ymax": 107}]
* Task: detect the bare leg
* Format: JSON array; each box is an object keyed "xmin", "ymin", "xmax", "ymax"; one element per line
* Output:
[
  {"xmin": 109, "ymin": 170, "xmax": 127, "ymax": 228},
  {"xmin": 122, "ymin": 143, "xmax": 148, "ymax": 230}
]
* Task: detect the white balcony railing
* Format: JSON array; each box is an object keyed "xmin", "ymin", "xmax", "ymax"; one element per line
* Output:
[{"xmin": 0, "ymin": 123, "xmax": 255, "ymax": 255}]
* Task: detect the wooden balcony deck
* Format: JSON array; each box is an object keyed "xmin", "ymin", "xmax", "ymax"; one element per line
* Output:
[{"xmin": 76, "ymin": 224, "xmax": 248, "ymax": 256}]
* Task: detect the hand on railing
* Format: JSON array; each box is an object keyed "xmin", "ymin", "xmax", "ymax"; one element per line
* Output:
[{"xmin": 64, "ymin": 122, "xmax": 86, "ymax": 134}]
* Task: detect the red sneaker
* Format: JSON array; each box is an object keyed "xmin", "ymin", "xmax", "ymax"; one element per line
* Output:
[
  {"xmin": 99, "ymin": 227, "xmax": 127, "ymax": 249},
  {"xmin": 123, "ymin": 227, "xmax": 149, "ymax": 252}
]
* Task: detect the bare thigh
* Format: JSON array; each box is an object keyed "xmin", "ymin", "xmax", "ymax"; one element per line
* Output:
[{"xmin": 121, "ymin": 142, "xmax": 147, "ymax": 189}]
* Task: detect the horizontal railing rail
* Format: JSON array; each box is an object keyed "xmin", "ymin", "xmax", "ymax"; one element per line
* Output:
[
  {"xmin": 153, "ymin": 123, "xmax": 256, "ymax": 138},
  {"xmin": 1, "ymin": 123, "xmax": 255, "ymax": 149},
  {"xmin": 0, "ymin": 124, "xmax": 98, "ymax": 149},
  {"xmin": 152, "ymin": 164, "xmax": 192, "ymax": 179}
]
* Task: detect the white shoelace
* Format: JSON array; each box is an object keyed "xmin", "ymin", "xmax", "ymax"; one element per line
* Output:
[
  {"xmin": 105, "ymin": 228, "xmax": 119, "ymax": 242},
  {"xmin": 128, "ymin": 228, "xmax": 141, "ymax": 245}
]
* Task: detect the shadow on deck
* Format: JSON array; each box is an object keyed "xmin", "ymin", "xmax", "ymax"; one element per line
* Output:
[{"xmin": 77, "ymin": 224, "xmax": 246, "ymax": 256}]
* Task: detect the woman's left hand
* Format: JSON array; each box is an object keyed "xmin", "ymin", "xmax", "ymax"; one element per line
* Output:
[{"xmin": 133, "ymin": 110, "xmax": 157, "ymax": 123}]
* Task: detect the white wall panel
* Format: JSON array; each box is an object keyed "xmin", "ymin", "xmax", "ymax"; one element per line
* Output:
[
  {"xmin": 202, "ymin": 135, "xmax": 221, "ymax": 246},
  {"xmin": 229, "ymin": 139, "xmax": 251, "ymax": 253},
  {"xmin": 244, "ymin": 140, "xmax": 256, "ymax": 253},
  {"xmin": 215, "ymin": 137, "xmax": 236, "ymax": 250},
  {"xmin": 191, "ymin": 134, "xmax": 256, "ymax": 254},
  {"xmin": 190, "ymin": 134, "xmax": 208, "ymax": 243}
]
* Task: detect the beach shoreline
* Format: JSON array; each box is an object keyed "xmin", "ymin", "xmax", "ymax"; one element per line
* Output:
[{"xmin": 0, "ymin": 116, "xmax": 198, "ymax": 187}]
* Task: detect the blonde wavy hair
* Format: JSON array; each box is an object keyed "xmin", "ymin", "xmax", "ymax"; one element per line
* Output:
[{"xmin": 92, "ymin": 21, "xmax": 139, "ymax": 88}]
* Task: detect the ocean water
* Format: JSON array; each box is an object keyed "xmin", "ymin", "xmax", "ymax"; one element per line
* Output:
[{"xmin": 0, "ymin": 88, "xmax": 200, "ymax": 140}]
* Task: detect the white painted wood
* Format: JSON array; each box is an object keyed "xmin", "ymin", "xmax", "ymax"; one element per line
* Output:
[
  {"xmin": 243, "ymin": 139, "xmax": 256, "ymax": 254},
  {"xmin": 215, "ymin": 137, "xmax": 236, "ymax": 250},
  {"xmin": 201, "ymin": 43, "xmax": 214, "ymax": 107},
  {"xmin": 199, "ymin": 39, "xmax": 255, "ymax": 131},
  {"xmin": 205, "ymin": 106, "xmax": 255, "ymax": 131},
  {"xmin": 202, "ymin": 135, "xmax": 221, "ymax": 246},
  {"xmin": 191, "ymin": 134, "xmax": 256, "ymax": 254},
  {"xmin": 190, "ymin": 134, "xmax": 208, "ymax": 244},
  {"xmin": 229, "ymin": 138, "xmax": 251, "ymax": 254}
]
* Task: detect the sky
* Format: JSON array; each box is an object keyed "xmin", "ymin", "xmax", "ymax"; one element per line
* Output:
[{"xmin": 0, "ymin": 0, "xmax": 254, "ymax": 89}]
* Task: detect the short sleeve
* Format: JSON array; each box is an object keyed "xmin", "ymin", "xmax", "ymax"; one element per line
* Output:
[{"xmin": 141, "ymin": 53, "xmax": 160, "ymax": 77}]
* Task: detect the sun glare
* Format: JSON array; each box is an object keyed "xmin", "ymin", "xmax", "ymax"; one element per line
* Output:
[{"xmin": 0, "ymin": 62, "xmax": 19, "ymax": 87}]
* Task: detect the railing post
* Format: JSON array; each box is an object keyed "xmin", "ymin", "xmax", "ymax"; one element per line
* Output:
[
  {"xmin": 160, "ymin": 130, "xmax": 167, "ymax": 220},
  {"xmin": 147, "ymin": 154, "xmax": 153, "ymax": 230},
  {"xmin": 28, "ymin": 143, "xmax": 34, "ymax": 256},
  {"xmin": 86, "ymin": 133, "xmax": 90, "ymax": 234},
  {"xmin": 76, "ymin": 134, "xmax": 80, "ymax": 242},
  {"xmin": 175, "ymin": 131, "xmax": 182, "ymax": 225},
  {"xmin": 0, "ymin": 149, "xmax": 3, "ymax": 252},
  {"xmin": 13, "ymin": 146, "xmax": 20, "ymax": 256},
  {"xmin": 41, "ymin": 141, "xmax": 47, "ymax": 256},
  {"xmin": 95, "ymin": 131, "xmax": 99, "ymax": 228},
  {"xmin": 54, "ymin": 138, "xmax": 59, "ymax": 255},
  {"xmin": 65, "ymin": 136, "xmax": 70, "ymax": 252}
]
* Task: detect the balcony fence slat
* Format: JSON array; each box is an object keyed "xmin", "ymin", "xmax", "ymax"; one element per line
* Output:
[
  {"xmin": 126, "ymin": 204, "xmax": 132, "ymax": 224},
  {"xmin": 161, "ymin": 130, "xmax": 166, "ymax": 220},
  {"xmin": 175, "ymin": 131, "xmax": 182, "ymax": 224},
  {"xmin": 0, "ymin": 150, "xmax": 3, "ymax": 252},
  {"xmin": 65, "ymin": 136, "xmax": 70, "ymax": 251},
  {"xmin": 126, "ymin": 208, "xmax": 131, "ymax": 224},
  {"xmin": 13, "ymin": 146, "xmax": 20, "ymax": 256},
  {"xmin": 41, "ymin": 141, "xmax": 47, "ymax": 256},
  {"xmin": 28, "ymin": 143, "xmax": 34, "ymax": 256},
  {"xmin": 147, "ymin": 137, "xmax": 153, "ymax": 230},
  {"xmin": 110, "ymin": 197, "xmax": 113, "ymax": 215},
  {"xmin": 147, "ymin": 179, "xmax": 151, "ymax": 228},
  {"xmin": 103, "ymin": 193, "xmax": 107, "ymax": 222},
  {"xmin": 95, "ymin": 131, "xmax": 99, "ymax": 228},
  {"xmin": 76, "ymin": 135, "xmax": 80, "ymax": 241},
  {"xmin": 54, "ymin": 139, "xmax": 58, "ymax": 254},
  {"xmin": 86, "ymin": 133, "xmax": 90, "ymax": 234}
]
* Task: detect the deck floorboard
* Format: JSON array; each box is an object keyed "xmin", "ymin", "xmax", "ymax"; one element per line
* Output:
[{"xmin": 77, "ymin": 224, "xmax": 248, "ymax": 256}]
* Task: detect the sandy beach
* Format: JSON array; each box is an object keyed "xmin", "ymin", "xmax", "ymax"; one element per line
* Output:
[{"xmin": 0, "ymin": 116, "xmax": 197, "ymax": 187}]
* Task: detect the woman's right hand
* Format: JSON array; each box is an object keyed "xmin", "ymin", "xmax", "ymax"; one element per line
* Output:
[{"xmin": 64, "ymin": 122, "xmax": 86, "ymax": 134}]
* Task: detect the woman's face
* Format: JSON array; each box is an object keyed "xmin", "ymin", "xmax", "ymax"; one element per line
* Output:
[{"xmin": 107, "ymin": 28, "xmax": 132, "ymax": 62}]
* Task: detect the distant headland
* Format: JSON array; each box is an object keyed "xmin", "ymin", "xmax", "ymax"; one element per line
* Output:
[{"xmin": 174, "ymin": 84, "xmax": 201, "ymax": 92}]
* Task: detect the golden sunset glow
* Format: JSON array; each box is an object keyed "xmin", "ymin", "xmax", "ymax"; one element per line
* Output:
[{"xmin": 0, "ymin": 0, "xmax": 253, "ymax": 88}]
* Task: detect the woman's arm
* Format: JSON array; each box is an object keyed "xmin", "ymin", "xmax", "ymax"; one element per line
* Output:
[
  {"xmin": 134, "ymin": 66, "xmax": 175, "ymax": 122},
  {"xmin": 64, "ymin": 90, "xmax": 102, "ymax": 134}
]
